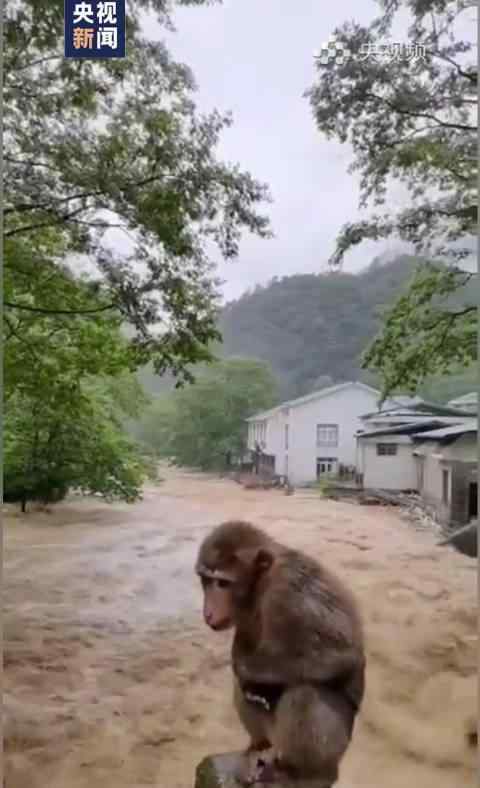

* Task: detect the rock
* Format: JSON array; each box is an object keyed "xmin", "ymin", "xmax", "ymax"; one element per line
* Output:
[
  {"xmin": 194, "ymin": 752, "xmax": 345, "ymax": 787},
  {"xmin": 439, "ymin": 522, "xmax": 477, "ymax": 558},
  {"xmin": 195, "ymin": 753, "xmax": 244, "ymax": 788}
]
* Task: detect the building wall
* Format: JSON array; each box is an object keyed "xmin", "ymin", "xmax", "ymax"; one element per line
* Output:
[
  {"xmin": 360, "ymin": 436, "xmax": 417, "ymax": 490},
  {"xmin": 419, "ymin": 435, "xmax": 477, "ymax": 527},
  {"xmin": 287, "ymin": 386, "xmax": 380, "ymax": 485},
  {"xmin": 419, "ymin": 443, "xmax": 450, "ymax": 522},
  {"xmin": 449, "ymin": 461, "xmax": 477, "ymax": 527},
  {"xmin": 247, "ymin": 407, "xmax": 288, "ymax": 476},
  {"xmin": 265, "ymin": 407, "xmax": 289, "ymax": 475}
]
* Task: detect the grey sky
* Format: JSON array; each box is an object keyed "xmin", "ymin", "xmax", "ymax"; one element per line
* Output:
[{"xmin": 147, "ymin": 0, "xmax": 411, "ymax": 302}]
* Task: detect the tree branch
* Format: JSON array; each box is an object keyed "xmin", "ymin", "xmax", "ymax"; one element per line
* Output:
[
  {"xmin": 10, "ymin": 54, "xmax": 63, "ymax": 72},
  {"xmin": 4, "ymin": 301, "xmax": 117, "ymax": 315},
  {"xmin": 430, "ymin": 51, "xmax": 478, "ymax": 85},
  {"xmin": 365, "ymin": 91, "xmax": 476, "ymax": 132}
]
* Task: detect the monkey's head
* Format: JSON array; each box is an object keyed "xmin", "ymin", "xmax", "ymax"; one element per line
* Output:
[{"xmin": 195, "ymin": 521, "xmax": 274, "ymax": 631}]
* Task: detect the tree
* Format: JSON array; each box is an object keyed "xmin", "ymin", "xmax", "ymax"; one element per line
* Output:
[
  {"xmin": 138, "ymin": 358, "xmax": 278, "ymax": 469},
  {"xmin": 4, "ymin": 377, "xmax": 151, "ymax": 512},
  {"xmin": 307, "ymin": 0, "xmax": 477, "ymax": 396},
  {"xmin": 5, "ymin": 0, "xmax": 272, "ymax": 384},
  {"xmin": 418, "ymin": 364, "xmax": 477, "ymax": 404},
  {"xmin": 362, "ymin": 261, "xmax": 476, "ymax": 395},
  {"xmin": 131, "ymin": 394, "xmax": 178, "ymax": 456},
  {"xmin": 4, "ymin": 232, "xmax": 153, "ymax": 510},
  {"xmin": 5, "ymin": 233, "xmax": 141, "ymax": 401},
  {"xmin": 217, "ymin": 255, "xmax": 427, "ymax": 398}
]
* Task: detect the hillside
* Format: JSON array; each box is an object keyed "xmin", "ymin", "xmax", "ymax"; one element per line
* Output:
[
  {"xmin": 218, "ymin": 255, "xmax": 420, "ymax": 399},
  {"xmin": 137, "ymin": 254, "xmax": 475, "ymax": 402}
]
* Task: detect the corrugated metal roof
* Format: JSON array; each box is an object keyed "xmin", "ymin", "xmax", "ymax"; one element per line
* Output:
[
  {"xmin": 361, "ymin": 401, "xmax": 475, "ymax": 421},
  {"xmin": 447, "ymin": 391, "xmax": 477, "ymax": 409},
  {"xmin": 413, "ymin": 420, "xmax": 477, "ymax": 440},
  {"xmin": 356, "ymin": 419, "xmax": 455, "ymax": 439}
]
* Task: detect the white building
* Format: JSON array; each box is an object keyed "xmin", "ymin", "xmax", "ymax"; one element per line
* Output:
[
  {"xmin": 354, "ymin": 401, "xmax": 469, "ymax": 491},
  {"xmin": 246, "ymin": 381, "xmax": 382, "ymax": 485},
  {"xmin": 413, "ymin": 421, "xmax": 477, "ymax": 526}
]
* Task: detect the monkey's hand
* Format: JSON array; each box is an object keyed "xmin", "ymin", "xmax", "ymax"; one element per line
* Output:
[{"xmin": 238, "ymin": 749, "xmax": 277, "ymax": 786}]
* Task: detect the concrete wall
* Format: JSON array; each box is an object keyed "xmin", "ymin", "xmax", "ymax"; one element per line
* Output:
[
  {"xmin": 418, "ymin": 435, "xmax": 477, "ymax": 527},
  {"xmin": 419, "ymin": 442, "xmax": 450, "ymax": 522},
  {"xmin": 247, "ymin": 407, "xmax": 288, "ymax": 476},
  {"xmin": 286, "ymin": 385, "xmax": 380, "ymax": 485},
  {"xmin": 359, "ymin": 436, "xmax": 417, "ymax": 491}
]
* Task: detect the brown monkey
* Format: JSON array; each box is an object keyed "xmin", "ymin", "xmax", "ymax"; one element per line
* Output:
[{"xmin": 195, "ymin": 520, "xmax": 365, "ymax": 787}]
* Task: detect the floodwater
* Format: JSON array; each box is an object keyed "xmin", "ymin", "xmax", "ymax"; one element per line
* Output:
[{"xmin": 3, "ymin": 467, "xmax": 477, "ymax": 788}]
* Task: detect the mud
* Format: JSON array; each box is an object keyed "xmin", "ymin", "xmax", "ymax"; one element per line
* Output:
[{"xmin": 4, "ymin": 467, "xmax": 477, "ymax": 788}]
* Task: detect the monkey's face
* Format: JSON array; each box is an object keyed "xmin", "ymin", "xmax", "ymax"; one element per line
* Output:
[
  {"xmin": 196, "ymin": 521, "xmax": 275, "ymax": 632},
  {"xmin": 199, "ymin": 574, "xmax": 236, "ymax": 631},
  {"xmin": 196, "ymin": 550, "xmax": 273, "ymax": 631}
]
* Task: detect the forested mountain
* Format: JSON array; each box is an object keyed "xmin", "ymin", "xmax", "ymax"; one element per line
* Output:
[
  {"xmin": 218, "ymin": 255, "xmax": 420, "ymax": 399},
  {"xmin": 137, "ymin": 254, "xmax": 475, "ymax": 402}
]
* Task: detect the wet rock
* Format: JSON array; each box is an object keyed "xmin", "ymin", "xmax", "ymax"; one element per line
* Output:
[
  {"xmin": 195, "ymin": 753, "xmax": 243, "ymax": 788},
  {"xmin": 439, "ymin": 522, "xmax": 477, "ymax": 558},
  {"xmin": 194, "ymin": 752, "xmax": 343, "ymax": 787}
]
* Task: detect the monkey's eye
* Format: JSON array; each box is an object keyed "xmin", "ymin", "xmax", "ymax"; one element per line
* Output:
[{"xmin": 216, "ymin": 578, "xmax": 232, "ymax": 589}]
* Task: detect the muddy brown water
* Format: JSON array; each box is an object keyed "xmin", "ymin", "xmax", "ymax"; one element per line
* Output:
[{"xmin": 3, "ymin": 467, "xmax": 477, "ymax": 788}]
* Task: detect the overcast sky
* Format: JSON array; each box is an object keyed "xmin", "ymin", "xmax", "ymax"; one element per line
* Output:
[
  {"xmin": 149, "ymin": 0, "xmax": 417, "ymax": 301},
  {"xmin": 136, "ymin": 2, "xmax": 475, "ymax": 303}
]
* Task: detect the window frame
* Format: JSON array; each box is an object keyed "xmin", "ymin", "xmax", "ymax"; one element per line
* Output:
[
  {"xmin": 376, "ymin": 443, "xmax": 398, "ymax": 456},
  {"xmin": 316, "ymin": 423, "xmax": 339, "ymax": 447}
]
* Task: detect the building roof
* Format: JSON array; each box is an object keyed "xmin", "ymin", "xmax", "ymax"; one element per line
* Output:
[
  {"xmin": 361, "ymin": 400, "xmax": 475, "ymax": 422},
  {"xmin": 285, "ymin": 381, "xmax": 381, "ymax": 410},
  {"xmin": 412, "ymin": 420, "xmax": 477, "ymax": 442},
  {"xmin": 447, "ymin": 391, "xmax": 478, "ymax": 410},
  {"xmin": 245, "ymin": 404, "xmax": 282, "ymax": 422},
  {"xmin": 356, "ymin": 419, "xmax": 458, "ymax": 440},
  {"xmin": 247, "ymin": 381, "xmax": 381, "ymax": 422}
]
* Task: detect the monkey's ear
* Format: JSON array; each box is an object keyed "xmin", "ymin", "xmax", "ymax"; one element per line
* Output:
[{"xmin": 236, "ymin": 547, "xmax": 273, "ymax": 574}]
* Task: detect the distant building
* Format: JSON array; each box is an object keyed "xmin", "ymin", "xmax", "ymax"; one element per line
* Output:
[
  {"xmin": 356, "ymin": 400, "xmax": 477, "ymax": 528},
  {"xmin": 413, "ymin": 422, "xmax": 477, "ymax": 527},
  {"xmin": 246, "ymin": 381, "xmax": 382, "ymax": 485},
  {"xmin": 355, "ymin": 401, "xmax": 473, "ymax": 490}
]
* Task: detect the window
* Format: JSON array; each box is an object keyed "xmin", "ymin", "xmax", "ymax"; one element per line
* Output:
[
  {"xmin": 284, "ymin": 424, "xmax": 289, "ymax": 450},
  {"xmin": 376, "ymin": 443, "xmax": 397, "ymax": 456},
  {"xmin": 316, "ymin": 424, "xmax": 338, "ymax": 447},
  {"xmin": 442, "ymin": 469, "xmax": 449, "ymax": 504},
  {"xmin": 316, "ymin": 457, "xmax": 338, "ymax": 478},
  {"xmin": 253, "ymin": 421, "xmax": 266, "ymax": 445}
]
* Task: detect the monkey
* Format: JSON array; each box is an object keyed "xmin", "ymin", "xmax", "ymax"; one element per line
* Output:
[{"xmin": 195, "ymin": 520, "xmax": 365, "ymax": 787}]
